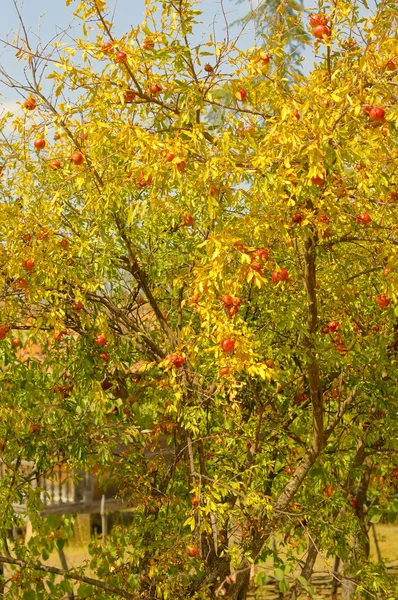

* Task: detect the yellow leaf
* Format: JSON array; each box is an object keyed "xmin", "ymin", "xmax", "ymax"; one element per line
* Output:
[{"xmin": 301, "ymin": 100, "xmax": 310, "ymax": 115}]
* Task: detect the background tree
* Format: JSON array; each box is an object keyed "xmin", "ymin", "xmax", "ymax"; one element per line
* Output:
[
  {"xmin": 0, "ymin": 0, "xmax": 397, "ymax": 599},
  {"xmin": 233, "ymin": 0, "xmax": 309, "ymax": 63}
]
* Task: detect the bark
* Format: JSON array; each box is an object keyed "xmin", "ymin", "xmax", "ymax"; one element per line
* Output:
[
  {"xmin": 303, "ymin": 234, "xmax": 323, "ymax": 453},
  {"xmin": 341, "ymin": 574, "xmax": 357, "ymax": 600},
  {"xmin": 331, "ymin": 556, "xmax": 340, "ymax": 599},
  {"xmin": 371, "ymin": 524, "xmax": 382, "ymax": 563},
  {"xmin": 341, "ymin": 444, "xmax": 372, "ymax": 599},
  {"xmin": 57, "ymin": 548, "xmax": 74, "ymax": 600},
  {"xmin": 290, "ymin": 539, "xmax": 318, "ymax": 599}
]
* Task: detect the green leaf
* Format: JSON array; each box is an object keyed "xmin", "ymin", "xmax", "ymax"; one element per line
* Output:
[
  {"xmin": 47, "ymin": 515, "xmax": 61, "ymax": 529},
  {"xmin": 274, "ymin": 567, "xmax": 284, "ymax": 581},
  {"xmin": 369, "ymin": 513, "xmax": 381, "ymax": 524},
  {"xmin": 41, "ymin": 548, "xmax": 50, "ymax": 561},
  {"xmin": 279, "ymin": 578, "xmax": 290, "ymax": 593},
  {"xmin": 77, "ymin": 584, "xmax": 94, "ymax": 598},
  {"xmin": 56, "ymin": 537, "xmax": 65, "ymax": 550},
  {"xmin": 255, "ymin": 571, "xmax": 268, "ymax": 586}
]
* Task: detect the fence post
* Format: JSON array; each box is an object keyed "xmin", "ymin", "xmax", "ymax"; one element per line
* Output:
[{"xmin": 101, "ymin": 495, "xmax": 107, "ymax": 543}]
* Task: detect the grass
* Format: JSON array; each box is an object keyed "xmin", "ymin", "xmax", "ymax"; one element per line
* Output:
[
  {"xmin": 45, "ymin": 523, "xmax": 398, "ymax": 574},
  {"xmin": 3, "ymin": 522, "xmax": 397, "ymax": 598}
]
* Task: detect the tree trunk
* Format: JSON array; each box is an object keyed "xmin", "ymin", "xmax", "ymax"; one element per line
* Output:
[
  {"xmin": 341, "ymin": 453, "xmax": 372, "ymax": 599},
  {"xmin": 341, "ymin": 570, "xmax": 357, "ymax": 600},
  {"xmin": 331, "ymin": 556, "xmax": 340, "ymax": 600},
  {"xmin": 57, "ymin": 548, "xmax": 74, "ymax": 600},
  {"xmin": 290, "ymin": 539, "xmax": 318, "ymax": 599}
]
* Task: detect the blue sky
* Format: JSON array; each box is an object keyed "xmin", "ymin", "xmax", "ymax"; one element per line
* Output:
[{"xmin": 0, "ymin": 0, "xmax": 310, "ymax": 104}]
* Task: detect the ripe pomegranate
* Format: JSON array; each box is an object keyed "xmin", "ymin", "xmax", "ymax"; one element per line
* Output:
[
  {"xmin": 0, "ymin": 324, "xmax": 10, "ymax": 340},
  {"xmin": 252, "ymin": 248, "xmax": 269, "ymax": 261},
  {"xmin": 311, "ymin": 174, "xmax": 326, "ymax": 187},
  {"xmin": 37, "ymin": 229, "xmax": 50, "ymax": 241},
  {"xmin": 369, "ymin": 106, "xmax": 385, "ymax": 122},
  {"xmin": 23, "ymin": 259, "xmax": 35, "ymax": 272},
  {"xmin": 34, "ymin": 138, "xmax": 46, "ymax": 150},
  {"xmin": 143, "ymin": 38, "xmax": 155, "ymax": 51},
  {"xmin": 328, "ymin": 321, "xmax": 339, "ymax": 333},
  {"xmin": 221, "ymin": 339, "xmax": 235, "ymax": 353},
  {"xmin": 165, "ymin": 353, "xmax": 185, "ymax": 368},
  {"xmin": 272, "ymin": 271, "xmax": 281, "ymax": 284},
  {"xmin": 49, "ymin": 160, "xmax": 62, "ymax": 170},
  {"xmin": 137, "ymin": 172, "xmax": 153, "ymax": 188},
  {"xmin": 281, "ymin": 268, "xmax": 289, "ymax": 281},
  {"xmin": 221, "ymin": 295, "xmax": 233, "ymax": 306},
  {"xmin": 356, "ymin": 213, "xmax": 371, "ymax": 225},
  {"xmin": 70, "ymin": 152, "xmax": 84, "ymax": 166},
  {"xmin": 14, "ymin": 278, "xmax": 28, "ymax": 289},
  {"xmin": 313, "ymin": 25, "xmax": 330, "ymax": 39},
  {"xmin": 124, "ymin": 90, "xmax": 137, "ymax": 103},
  {"xmin": 101, "ymin": 41, "xmax": 113, "ymax": 53},
  {"xmin": 377, "ymin": 294, "xmax": 390, "ymax": 309},
  {"xmin": 176, "ymin": 160, "xmax": 187, "ymax": 173},
  {"xmin": 274, "ymin": 268, "xmax": 289, "ymax": 282},
  {"xmin": 116, "ymin": 51, "xmax": 127, "ymax": 64},
  {"xmin": 292, "ymin": 212, "xmax": 304, "ymax": 224},
  {"xmin": 149, "ymin": 84, "xmax": 162, "ymax": 95},
  {"xmin": 309, "ymin": 13, "xmax": 327, "ymax": 27},
  {"xmin": 94, "ymin": 334, "xmax": 107, "ymax": 347},
  {"xmin": 23, "ymin": 97, "xmax": 36, "ymax": 110},
  {"xmin": 187, "ymin": 546, "xmax": 199, "ymax": 558},
  {"xmin": 182, "ymin": 214, "xmax": 194, "ymax": 227},
  {"xmin": 237, "ymin": 88, "xmax": 247, "ymax": 102}
]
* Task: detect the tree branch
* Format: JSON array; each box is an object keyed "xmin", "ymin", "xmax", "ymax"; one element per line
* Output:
[
  {"xmin": 0, "ymin": 555, "xmax": 134, "ymax": 600},
  {"xmin": 303, "ymin": 234, "xmax": 324, "ymax": 453}
]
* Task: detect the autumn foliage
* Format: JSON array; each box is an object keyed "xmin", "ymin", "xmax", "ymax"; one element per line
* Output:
[{"xmin": 0, "ymin": 0, "xmax": 398, "ymax": 598}]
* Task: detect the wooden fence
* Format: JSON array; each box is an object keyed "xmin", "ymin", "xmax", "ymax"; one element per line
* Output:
[{"xmin": 0, "ymin": 461, "xmax": 125, "ymax": 517}]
